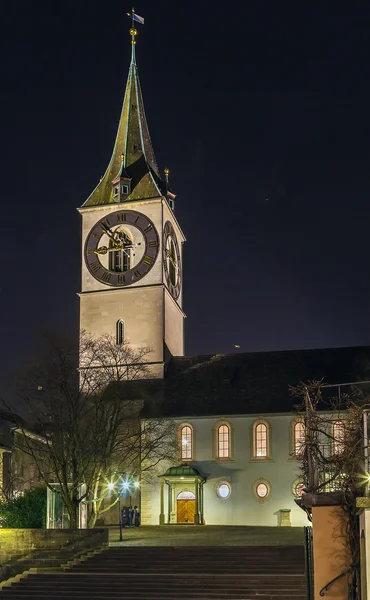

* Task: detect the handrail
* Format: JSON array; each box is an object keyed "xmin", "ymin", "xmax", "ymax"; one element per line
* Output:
[{"xmin": 319, "ymin": 566, "xmax": 353, "ymax": 596}]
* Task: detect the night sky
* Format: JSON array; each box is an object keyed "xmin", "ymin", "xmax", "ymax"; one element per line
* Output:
[{"xmin": 2, "ymin": 2, "xmax": 370, "ymax": 392}]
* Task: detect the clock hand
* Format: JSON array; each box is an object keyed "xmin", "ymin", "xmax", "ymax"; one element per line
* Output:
[
  {"xmin": 165, "ymin": 249, "xmax": 178, "ymax": 268},
  {"xmin": 99, "ymin": 223, "xmax": 118, "ymax": 242},
  {"xmin": 93, "ymin": 243, "xmax": 125, "ymax": 255}
]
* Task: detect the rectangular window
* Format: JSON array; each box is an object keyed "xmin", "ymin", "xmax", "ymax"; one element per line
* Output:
[
  {"xmin": 113, "ymin": 185, "xmax": 119, "ymax": 197},
  {"xmin": 333, "ymin": 421, "xmax": 345, "ymax": 454},
  {"xmin": 122, "ymin": 184, "xmax": 129, "ymax": 195}
]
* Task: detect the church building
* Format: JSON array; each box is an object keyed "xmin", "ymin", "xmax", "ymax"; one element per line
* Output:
[{"xmin": 78, "ymin": 24, "xmax": 370, "ymax": 528}]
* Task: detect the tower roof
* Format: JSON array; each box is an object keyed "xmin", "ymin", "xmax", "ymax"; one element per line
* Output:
[{"xmin": 82, "ymin": 29, "xmax": 165, "ymax": 207}]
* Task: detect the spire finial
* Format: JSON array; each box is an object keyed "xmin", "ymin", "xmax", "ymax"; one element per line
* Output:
[
  {"xmin": 127, "ymin": 7, "xmax": 144, "ymax": 57},
  {"xmin": 164, "ymin": 167, "xmax": 170, "ymax": 181}
]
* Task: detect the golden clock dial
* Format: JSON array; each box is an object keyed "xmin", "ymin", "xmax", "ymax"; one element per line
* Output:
[
  {"xmin": 163, "ymin": 220, "xmax": 182, "ymax": 299},
  {"xmin": 85, "ymin": 210, "xmax": 159, "ymax": 287}
]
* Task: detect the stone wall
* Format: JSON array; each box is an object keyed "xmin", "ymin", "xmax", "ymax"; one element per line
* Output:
[{"xmin": 0, "ymin": 528, "xmax": 108, "ymax": 582}]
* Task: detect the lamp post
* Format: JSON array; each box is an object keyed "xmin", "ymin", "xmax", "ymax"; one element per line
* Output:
[
  {"xmin": 108, "ymin": 482, "xmax": 123, "ymax": 541},
  {"xmin": 108, "ymin": 475, "xmax": 140, "ymax": 540}
]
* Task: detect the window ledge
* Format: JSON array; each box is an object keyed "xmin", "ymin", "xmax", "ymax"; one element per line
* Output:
[
  {"xmin": 211, "ymin": 458, "xmax": 235, "ymax": 463},
  {"xmin": 249, "ymin": 457, "xmax": 274, "ymax": 462}
]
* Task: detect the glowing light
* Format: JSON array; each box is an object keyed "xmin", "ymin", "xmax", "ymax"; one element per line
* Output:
[
  {"xmin": 122, "ymin": 481, "xmax": 130, "ymax": 491},
  {"xmin": 134, "ymin": 481, "xmax": 140, "ymax": 489},
  {"xmin": 182, "ymin": 438, "xmax": 188, "ymax": 445},
  {"xmin": 108, "ymin": 483, "xmax": 114, "ymax": 491}
]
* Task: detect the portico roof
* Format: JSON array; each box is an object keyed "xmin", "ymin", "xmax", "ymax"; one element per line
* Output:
[{"xmin": 160, "ymin": 464, "xmax": 204, "ymax": 479}]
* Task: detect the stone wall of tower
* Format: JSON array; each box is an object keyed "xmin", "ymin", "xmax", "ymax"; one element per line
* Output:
[
  {"xmin": 164, "ymin": 290, "xmax": 185, "ymax": 357},
  {"xmin": 79, "ymin": 197, "xmax": 185, "ymax": 377}
]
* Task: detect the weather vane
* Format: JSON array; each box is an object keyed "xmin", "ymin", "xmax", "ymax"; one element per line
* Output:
[{"xmin": 126, "ymin": 7, "xmax": 145, "ymax": 44}]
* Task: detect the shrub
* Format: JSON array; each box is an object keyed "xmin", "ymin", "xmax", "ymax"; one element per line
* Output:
[{"xmin": 0, "ymin": 486, "xmax": 47, "ymax": 528}]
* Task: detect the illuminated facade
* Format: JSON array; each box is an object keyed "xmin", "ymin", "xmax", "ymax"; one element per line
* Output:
[{"xmin": 79, "ymin": 28, "xmax": 370, "ymax": 527}]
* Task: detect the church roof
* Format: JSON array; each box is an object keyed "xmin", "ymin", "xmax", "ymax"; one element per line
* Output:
[
  {"xmin": 144, "ymin": 345, "xmax": 370, "ymax": 418},
  {"xmin": 82, "ymin": 31, "xmax": 165, "ymax": 208}
]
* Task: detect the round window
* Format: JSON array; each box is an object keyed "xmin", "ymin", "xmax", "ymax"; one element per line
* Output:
[
  {"xmin": 217, "ymin": 482, "xmax": 231, "ymax": 499},
  {"xmin": 256, "ymin": 483, "xmax": 268, "ymax": 498},
  {"xmin": 252, "ymin": 478, "xmax": 271, "ymax": 502},
  {"xmin": 294, "ymin": 482, "xmax": 305, "ymax": 497}
]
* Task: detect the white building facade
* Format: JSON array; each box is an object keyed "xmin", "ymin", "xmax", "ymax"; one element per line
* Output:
[{"xmin": 141, "ymin": 413, "xmax": 307, "ymax": 527}]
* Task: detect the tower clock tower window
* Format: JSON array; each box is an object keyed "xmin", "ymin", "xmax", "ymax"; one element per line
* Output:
[{"xmin": 116, "ymin": 320, "xmax": 124, "ymax": 345}]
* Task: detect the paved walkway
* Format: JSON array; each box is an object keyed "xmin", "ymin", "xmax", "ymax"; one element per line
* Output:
[{"xmin": 108, "ymin": 525, "xmax": 304, "ymax": 546}]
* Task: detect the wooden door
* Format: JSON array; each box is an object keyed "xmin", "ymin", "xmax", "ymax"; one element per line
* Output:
[{"xmin": 177, "ymin": 499, "xmax": 195, "ymax": 524}]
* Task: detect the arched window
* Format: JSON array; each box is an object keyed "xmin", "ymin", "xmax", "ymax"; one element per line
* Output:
[
  {"xmin": 180, "ymin": 425, "xmax": 193, "ymax": 460},
  {"xmin": 333, "ymin": 420, "xmax": 345, "ymax": 454},
  {"xmin": 217, "ymin": 424, "xmax": 230, "ymax": 458},
  {"xmin": 293, "ymin": 421, "xmax": 305, "ymax": 456},
  {"xmin": 116, "ymin": 320, "xmax": 124, "ymax": 345},
  {"xmin": 109, "ymin": 230, "xmax": 131, "ymax": 272},
  {"xmin": 253, "ymin": 421, "xmax": 269, "ymax": 458}
]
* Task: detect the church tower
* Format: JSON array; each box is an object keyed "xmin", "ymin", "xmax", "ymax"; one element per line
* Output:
[{"xmin": 78, "ymin": 26, "xmax": 185, "ymax": 379}]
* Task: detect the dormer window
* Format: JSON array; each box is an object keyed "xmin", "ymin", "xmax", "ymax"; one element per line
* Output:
[{"xmin": 112, "ymin": 177, "xmax": 131, "ymax": 202}]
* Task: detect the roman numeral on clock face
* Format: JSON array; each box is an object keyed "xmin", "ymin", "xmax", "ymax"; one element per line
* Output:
[
  {"xmin": 101, "ymin": 270, "xmax": 111, "ymax": 283},
  {"xmin": 142, "ymin": 255, "xmax": 154, "ymax": 266},
  {"xmin": 148, "ymin": 240, "xmax": 157, "ymax": 248},
  {"xmin": 116, "ymin": 213, "xmax": 126, "ymax": 222},
  {"xmin": 117, "ymin": 274, "xmax": 125, "ymax": 285},
  {"xmin": 144, "ymin": 224, "xmax": 153, "ymax": 233},
  {"xmin": 90, "ymin": 260, "xmax": 100, "ymax": 273}
]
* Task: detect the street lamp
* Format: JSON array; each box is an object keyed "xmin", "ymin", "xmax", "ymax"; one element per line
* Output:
[{"xmin": 107, "ymin": 475, "xmax": 141, "ymax": 540}]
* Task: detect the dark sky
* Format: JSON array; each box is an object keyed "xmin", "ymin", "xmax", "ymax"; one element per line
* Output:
[{"xmin": 2, "ymin": 1, "xmax": 370, "ymax": 391}]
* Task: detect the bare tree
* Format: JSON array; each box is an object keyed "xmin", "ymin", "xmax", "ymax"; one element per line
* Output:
[
  {"xmin": 291, "ymin": 380, "xmax": 369, "ymax": 596},
  {"xmin": 3, "ymin": 331, "xmax": 178, "ymax": 529}
]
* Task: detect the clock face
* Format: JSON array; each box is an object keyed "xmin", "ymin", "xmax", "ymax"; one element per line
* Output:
[
  {"xmin": 163, "ymin": 220, "xmax": 182, "ymax": 299},
  {"xmin": 84, "ymin": 210, "xmax": 159, "ymax": 287}
]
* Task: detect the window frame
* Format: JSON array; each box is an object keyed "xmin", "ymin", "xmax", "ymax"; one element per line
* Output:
[
  {"xmin": 291, "ymin": 419, "xmax": 305, "ymax": 458},
  {"xmin": 332, "ymin": 420, "xmax": 345, "ymax": 455},
  {"xmin": 292, "ymin": 478, "xmax": 305, "ymax": 498},
  {"xmin": 216, "ymin": 481, "xmax": 232, "ymax": 501},
  {"xmin": 252, "ymin": 477, "xmax": 271, "ymax": 503},
  {"xmin": 179, "ymin": 424, "xmax": 194, "ymax": 461},
  {"xmin": 116, "ymin": 320, "xmax": 124, "ymax": 345},
  {"xmin": 252, "ymin": 419, "xmax": 271, "ymax": 460}
]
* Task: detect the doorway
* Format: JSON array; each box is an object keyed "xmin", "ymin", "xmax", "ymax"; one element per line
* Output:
[{"xmin": 176, "ymin": 490, "xmax": 196, "ymax": 524}]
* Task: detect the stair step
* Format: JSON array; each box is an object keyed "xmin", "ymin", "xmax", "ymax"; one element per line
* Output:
[{"xmin": 0, "ymin": 544, "xmax": 307, "ymax": 599}]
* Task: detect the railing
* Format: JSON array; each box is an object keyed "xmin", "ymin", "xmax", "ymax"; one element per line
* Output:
[
  {"xmin": 304, "ymin": 526, "xmax": 314, "ymax": 600},
  {"xmin": 319, "ymin": 566, "xmax": 353, "ymax": 596}
]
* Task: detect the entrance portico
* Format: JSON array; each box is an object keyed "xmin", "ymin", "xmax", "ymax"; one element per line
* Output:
[{"xmin": 159, "ymin": 464, "xmax": 206, "ymax": 525}]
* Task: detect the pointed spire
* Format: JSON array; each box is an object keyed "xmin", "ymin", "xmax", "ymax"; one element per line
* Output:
[{"xmin": 83, "ymin": 19, "xmax": 164, "ymax": 207}]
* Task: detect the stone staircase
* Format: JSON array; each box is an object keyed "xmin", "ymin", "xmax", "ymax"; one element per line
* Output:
[{"xmin": 0, "ymin": 545, "xmax": 307, "ymax": 599}]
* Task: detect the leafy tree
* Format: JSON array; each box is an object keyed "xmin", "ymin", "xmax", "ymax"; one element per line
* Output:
[
  {"xmin": 4, "ymin": 331, "xmax": 178, "ymax": 529},
  {"xmin": 0, "ymin": 486, "xmax": 46, "ymax": 528}
]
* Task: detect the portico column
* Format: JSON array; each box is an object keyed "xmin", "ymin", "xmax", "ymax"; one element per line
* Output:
[
  {"xmin": 159, "ymin": 478, "xmax": 165, "ymax": 525},
  {"xmin": 194, "ymin": 479, "xmax": 200, "ymax": 524},
  {"xmin": 170, "ymin": 484, "xmax": 176, "ymax": 523}
]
